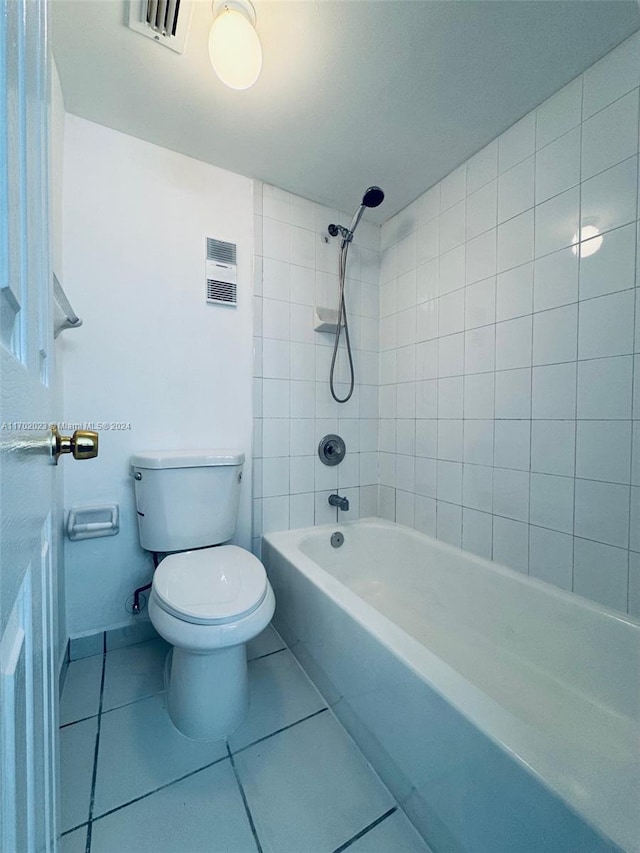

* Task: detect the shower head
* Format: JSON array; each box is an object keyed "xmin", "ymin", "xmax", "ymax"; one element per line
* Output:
[
  {"xmin": 328, "ymin": 185, "xmax": 385, "ymax": 247},
  {"xmin": 362, "ymin": 186, "xmax": 384, "ymax": 208}
]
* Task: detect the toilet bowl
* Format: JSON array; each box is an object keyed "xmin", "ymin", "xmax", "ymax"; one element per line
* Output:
[
  {"xmin": 149, "ymin": 545, "xmax": 275, "ymax": 741},
  {"xmin": 131, "ymin": 449, "xmax": 276, "ymax": 742}
]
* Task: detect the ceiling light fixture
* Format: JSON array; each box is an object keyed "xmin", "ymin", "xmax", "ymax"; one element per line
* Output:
[{"xmin": 209, "ymin": 0, "xmax": 262, "ymax": 90}]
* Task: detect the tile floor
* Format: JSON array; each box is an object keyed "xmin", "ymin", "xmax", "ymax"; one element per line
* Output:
[{"xmin": 60, "ymin": 626, "xmax": 430, "ymax": 853}]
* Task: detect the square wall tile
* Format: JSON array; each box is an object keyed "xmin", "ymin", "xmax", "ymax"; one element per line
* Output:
[
  {"xmin": 579, "ymin": 223, "xmax": 637, "ymax": 301},
  {"xmin": 436, "ymin": 501, "xmax": 462, "ymax": 546},
  {"xmin": 493, "ymin": 468, "xmax": 529, "ymax": 522},
  {"xmin": 581, "ymin": 89, "xmax": 639, "ymax": 180},
  {"xmin": 437, "ymin": 460, "xmax": 463, "ymax": 504},
  {"xmin": 499, "ymin": 113, "xmax": 536, "ymax": 173},
  {"xmin": 498, "ymin": 157, "xmax": 534, "ymax": 223},
  {"xmin": 494, "ymin": 368, "xmax": 531, "ymax": 419},
  {"xmin": 463, "ymin": 420, "xmax": 494, "ymax": 467},
  {"xmin": 535, "ymin": 127, "xmax": 581, "ymax": 205},
  {"xmin": 529, "ymin": 473, "xmax": 574, "ymax": 534},
  {"xmin": 532, "ymin": 304, "xmax": 577, "ymax": 366},
  {"xmin": 289, "ymin": 492, "xmax": 315, "ymax": 530},
  {"xmin": 574, "ymin": 479, "xmax": 630, "ymax": 548},
  {"xmin": 466, "ymin": 180, "xmax": 497, "ymax": 240},
  {"xmin": 531, "ymin": 420, "xmax": 576, "ymax": 477},
  {"xmin": 629, "ymin": 552, "xmax": 640, "ymax": 618},
  {"xmin": 493, "ymin": 516, "xmax": 529, "ymax": 573},
  {"xmin": 496, "ymin": 316, "xmax": 532, "ymax": 371},
  {"xmin": 464, "ymin": 325, "xmax": 495, "ymax": 374},
  {"xmin": 467, "ymin": 141, "xmax": 498, "ymax": 194},
  {"xmin": 463, "ymin": 463, "xmax": 493, "ymax": 513},
  {"xmin": 497, "ymin": 210, "xmax": 534, "ymax": 273},
  {"xmin": 466, "ymin": 230, "xmax": 497, "ymax": 285},
  {"xmin": 464, "ymin": 373, "xmax": 495, "ymax": 419},
  {"xmin": 531, "ymin": 363, "xmax": 576, "ymax": 420},
  {"xmin": 465, "ymin": 277, "xmax": 495, "ymax": 330},
  {"xmin": 496, "ymin": 263, "xmax": 533, "ymax": 322},
  {"xmin": 494, "ymin": 420, "xmax": 530, "ymax": 471},
  {"xmin": 533, "ymin": 248, "xmax": 578, "ymax": 313},
  {"xmin": 576, "ymin": 356, "xmax": 633, "ymax": 419},
  {"xmin": 576, "ymin": 420, "xmax": 632, "ymax": 484},
  {"xmin": 462, "ymin": 508, "xmax": 493, "ymax": 559},
  {"xmin": 578, "ymin": 289, "xmax": 635, "ymax": 360},
  {"xmin": 573, "ymin": 538, "xmax": 629, "ymax": 612},
  {"xmin": 534, "ymin": 187, "xmax": 579, "ymax": 259},
  {"xmin": 580, "ymin": 157, "xmax": 638, "ymax": 238},
  {"xmin": 529, "ymin": 526, "xmax": 573, "ymax": 590}
]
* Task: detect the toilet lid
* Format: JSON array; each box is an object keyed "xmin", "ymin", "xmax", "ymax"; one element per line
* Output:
[{"xmin": 152, "ymin": 545, "xmax": 267, "ymax": 624}]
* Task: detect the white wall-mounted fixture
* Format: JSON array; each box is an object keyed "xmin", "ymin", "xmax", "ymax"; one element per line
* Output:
[
  {"xmin": 208, "ymin": 0, "xmax": 262, "ymax": 90},
  {"xmin": 314, "ymin": 306, "xmax": 344, "ymax": 334},
  {"xmin": 206, "ymin": 237, "xmax": 238, "ymax": 306},
  {"xmin": 67, "ymin": 504, "xmax": 119, "ymax": 541},
  {"xmin": 128, "ymin": 0, "xmax": 194, "ymax": 53}
]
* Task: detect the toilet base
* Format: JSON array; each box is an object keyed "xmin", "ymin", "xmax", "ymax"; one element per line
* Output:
[{"xmin": 165, "ymin": 644, "xmax": 248, "ymax": 741}]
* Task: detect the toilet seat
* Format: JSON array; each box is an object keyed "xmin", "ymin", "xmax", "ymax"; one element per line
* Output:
[{"xmin": 152, "ymin": 545, "xmax": 268, "ymax": 626}]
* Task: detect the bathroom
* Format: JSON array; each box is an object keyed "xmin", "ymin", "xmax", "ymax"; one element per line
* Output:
[{"xmin": 1, "ymin": 0, "xmax": 639, "ymax": 850}]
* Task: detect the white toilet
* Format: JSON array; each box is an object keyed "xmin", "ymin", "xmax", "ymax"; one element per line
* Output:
[{"xmin": 131, "ymin": 449, "xmax": 275, "ymax": 741}]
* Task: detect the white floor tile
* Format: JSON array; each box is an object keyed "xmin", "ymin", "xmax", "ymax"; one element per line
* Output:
[
  {"xmin": 346, "ymin": 809, "xmax": 432, "ymax": 853},
  {"xmin": 93, "ymin": 693, "xmax": 227, "ymax": 818},
  {"xmin": 228, "ymin": 649, "xmax": 326, "ymax": 752},
  {"xmin": 102, "ymin": 638, "xmax": 169, "ymax": 712},
  {"xmin": 60, "ymin": 826, "xmax": 88, "ymax": 853},
  {"xmin": 60, "ymin": 654, "xmax": 103, "ymax": 725},
  {"xmin": 234, "ymin": 711, "xmax": 395, "ymax": 853},
  {"xmin": 60, "ymin": 717, "xmax": 98, "ymax": 832},
  {"xmin": 246, "ymin": 624, "xmax": 286, "ymax": 661},
  {"xmin": 90, "ymin": 761, "xmax": 257, "ymax": 853}
]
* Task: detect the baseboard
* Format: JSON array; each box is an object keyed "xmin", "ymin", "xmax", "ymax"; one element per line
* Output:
[{"xmin": 68, "ymin": 619, "xmax": 160, "ymax": 661}]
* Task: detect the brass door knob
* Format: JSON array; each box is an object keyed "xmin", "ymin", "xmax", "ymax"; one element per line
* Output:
[{"xmin": 50, "ymin": 425, "xmax": 99, "ymax": 464}]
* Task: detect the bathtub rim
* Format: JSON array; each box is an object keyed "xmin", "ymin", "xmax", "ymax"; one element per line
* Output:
[{"xmin": 263, "ymin": 516, "xmax": 640, "ymax": 853}]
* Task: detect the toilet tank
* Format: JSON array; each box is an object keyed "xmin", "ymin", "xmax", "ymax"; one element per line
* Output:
[{"xmin": 131, "ymin": 450, "xmax": 244, "ymax": 553}]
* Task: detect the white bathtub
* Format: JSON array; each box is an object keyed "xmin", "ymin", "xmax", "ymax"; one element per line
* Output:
[{"xmin": 263, "ymin": 518, "xmax": 640, "ymax": 853}]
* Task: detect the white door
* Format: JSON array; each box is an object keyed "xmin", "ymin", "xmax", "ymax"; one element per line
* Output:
[{"xmin": 0, "ymin": 0, "xmax": 59, "ymax": 850}]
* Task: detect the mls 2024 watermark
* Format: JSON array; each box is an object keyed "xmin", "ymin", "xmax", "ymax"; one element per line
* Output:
[{"xmin": 1, "ymin": 422, "xmax": 132, "ymax": 431}]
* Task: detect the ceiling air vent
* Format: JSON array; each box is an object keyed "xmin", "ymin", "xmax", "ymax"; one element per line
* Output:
[
  {"xmin": 206, "ymin": 238, "xmax": 238, "ymax": 307},
  {"xmin": 128, "ymin": 0, "xmax": 194, "ymax": 54}
]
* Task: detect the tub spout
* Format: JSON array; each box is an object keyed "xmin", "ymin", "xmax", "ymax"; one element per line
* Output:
[{"xmin": 329, "ymin": 493, "xmax": 349, "ymax": 511}]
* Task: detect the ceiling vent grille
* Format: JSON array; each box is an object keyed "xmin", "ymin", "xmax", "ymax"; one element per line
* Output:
[
  {"xmin": 206, "ymin": 238, "xmax": 238, "ymax": 307},
  {"xmin": 128, "ymin": 0, "xmax": 194, "ymax": 54}
]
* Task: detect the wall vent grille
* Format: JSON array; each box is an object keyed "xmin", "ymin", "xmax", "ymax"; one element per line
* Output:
[
  {"xmin": 207, "ymin": 238, "xmax": 237, "ymax": 265},
  {"xmin": 206, "ymin": 238, "xmax": 238, "ymax": 307},
  {"xmin": 207, "ymin": 279, "xmax": 237, "ymax": 305},
  {"xmin": 128, "ymin": 0, "xmax": 193, "ymax": 54}
]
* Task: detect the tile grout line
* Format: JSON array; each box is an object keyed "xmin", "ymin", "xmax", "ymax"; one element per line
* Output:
[
  {"xmin": 227, "ymin": 745, "xmax": 264, "ymax": 853},
  {"xmin": 90, "ymin": 754, "xmax": 230, "ymax": 825},
  {"xmin": 84, "ymin": 644, "xmax": 106, "ymax": 853},
  {"xmin": 88, "ymin": 706, "xmax": 327, "ymax": 827},
  {"xmin": 230, "ymin": 707, "xmax": 328, "ymax": 757},
  {"xmin": 331, "ymin": 806, "xmax": 398, "ymax": 853}
]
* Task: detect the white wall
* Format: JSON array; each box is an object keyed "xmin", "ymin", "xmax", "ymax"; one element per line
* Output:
[
  {"xmin": 252, "ymin": 183, "xmax": 380, "ymax": 556},
  {"xmin": 61, "ymin": 117, "xmax": 254, "ymax": 636},
  {"xmin": 377, "ymin": 32, "xmax": 640, "ymax": 616}
]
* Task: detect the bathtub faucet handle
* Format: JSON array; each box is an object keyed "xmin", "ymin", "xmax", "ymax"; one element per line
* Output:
[{"xmin": 328, "ymin": 493, "xmax": 349, "ymax": 511}]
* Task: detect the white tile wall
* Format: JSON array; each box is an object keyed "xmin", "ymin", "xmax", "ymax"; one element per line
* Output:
[
  {"xmin": 374, "ymin": 31, "xmax": 640, "ymax": 615},
  {"xmin": 253, "ymin": 182, "xmax": 381, "ymax": 555}
]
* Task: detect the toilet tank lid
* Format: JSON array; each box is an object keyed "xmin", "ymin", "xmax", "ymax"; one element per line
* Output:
[{"xmin": 131, "ymin": 450, "xmax": 244, "ymax": 469}]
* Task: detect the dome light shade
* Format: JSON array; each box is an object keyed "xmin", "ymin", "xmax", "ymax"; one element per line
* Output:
[{"xmin": 209, "ymin": 1, "xmax": 262, "ymax": 90}]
